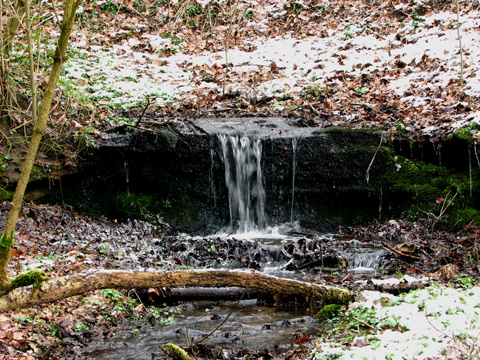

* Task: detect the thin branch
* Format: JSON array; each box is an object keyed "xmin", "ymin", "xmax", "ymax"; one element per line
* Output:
[
  {"xmin": 349, "ymin": 315, "xmax": 378, "ymax": 331},
  {"xmin": 381, "ymin": 241, "xmax": 422, "ymax": 260},
  {"xmin": 135, "ymin": 95, "xmax": 153, "ymax": 126},
  {"xmin": 25, "ymin": 0, "xmax": 37, "ymax": 126},
  {"xmin": 222, "ymin": 0, "xmax": 234, "ymax": 97},
  {"xmin": 366, "ymin": 132, "xmax": 384, "ymax": 184},
  {"xmin": 474, "ymin": 141, "xmax": 480, "ymax": 169},
  {"xmin": 439, "ymin": 191, "xmax": 458, "ymax": 219},
  {"xmin": 194, "ymin": 289, "xmax": 246, "ymax": 346}
]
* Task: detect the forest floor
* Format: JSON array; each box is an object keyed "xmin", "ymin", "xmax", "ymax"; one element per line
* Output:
[
  {"xmin": 1, "ymin": 0, "xmax": 480, "ymax": 359},
  {"xmin": 61, "ymin": 0, "xmax": 480, "ymax": 138}
]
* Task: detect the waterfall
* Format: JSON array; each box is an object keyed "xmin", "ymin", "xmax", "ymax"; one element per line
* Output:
[
  {"xmin": 290, "ymin": 137, "xmax": 301, "ymax": 223},
  {"xmin": 219, "ymin": 134, "xmax": 266, "ymax": 233},
  {"xmin": 209, "ymin": 136, "xmax": 217, "ymax": 208},
  {"xmin": 123, "ymin": 158, "xmax": 130, "ymax": 195},
  {"xmin": 469, "ymin": 147, "xmax": 472, "ymax": 197}
]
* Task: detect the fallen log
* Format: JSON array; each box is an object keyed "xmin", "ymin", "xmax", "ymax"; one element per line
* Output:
[
  {"xmin": 136, "ymin": 287, "xmax": 264, "ymax": 305},
  {"xmin": 0, "ymin": 268, "xmax": 354, "ymax": 313}
]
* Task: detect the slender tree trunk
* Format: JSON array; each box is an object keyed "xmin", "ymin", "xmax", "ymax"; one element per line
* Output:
[
  {"xmin": 3, "ymin": 0, "xmax": 27, "ymax": 57},
  {"xmin": 25, "ymin": 0, "xmax": 37, "ymax": 125},
  {"xmin": 0, "ymin": 0, "xmax": 82, "ymax": 286},
  {"xmin": 1, "ymin": 1, "xmax": 8, "ymax": 110}
]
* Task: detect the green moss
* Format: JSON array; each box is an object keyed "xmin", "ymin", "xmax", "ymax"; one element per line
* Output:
[
  {"xmin": 0, "ymin": 269, "xmax": 49, "ymax": 296},
  {"xmin": 382, "ymin": 157, "xmax": 480, "ymax": 227},
  {"xmin": 0, "ymin": 188, "xmax": 13, "ymax": 202},
  {"xmin": 112, "ymin": 192, "xmax": 162, "ymax": 219},
  {"xmin": 0, "ymin": 232, "xmax": 14, "ymax": 249},
  {"xmin": 450, "ymin": 123, "xmax": 479, "ymax": 144},
  {"xmin": 451, "ymin": 207, "xmax": 480, "ymax": 228},
  {"xmin": 112, "ymin": 191, "xmax": 197, "ymax": 226},
  {"xmin": 156, "ymin": 129, "xmax": 176, "ymax": 149},
  {"xmin": 138, "ymin": 163, "xmax": 199, "ymax": 224},
  {"xmin": 316, "ymin": 304, "xmax": 343, "ymax": 321},
  {"xmin": 300, "ymin": 285, "xmax": 354, "ymax": 305},
  {"xmin": 164, "ymin": 343, "xmax": 193, "ymax": 360},
  {"xmin": 29, "ymin": 165, "xmax": 46, "ymax": 182}
]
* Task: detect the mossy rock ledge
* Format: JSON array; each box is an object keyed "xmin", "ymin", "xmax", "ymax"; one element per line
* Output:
[{"xmin": 25, "ymin": 119, "xmax": 479, "ymax": 233}]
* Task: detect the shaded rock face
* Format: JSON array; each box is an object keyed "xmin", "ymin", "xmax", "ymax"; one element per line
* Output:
[{"xmin": 51, "ymin": 119, "xmax": 475, "ymax": 234}]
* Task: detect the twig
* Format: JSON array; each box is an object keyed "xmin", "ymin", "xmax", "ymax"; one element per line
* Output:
[
  {"xmin": 349, "ymin": 315, "xmax": 377, "ymax": 331},
  {"xmin": 50, "ymin": 0, "xmax": 61, "ymax": 25},
  {"xmin": 309, "ymin": 103, "xmax": 321, "ymax": 115},
  {"xmin": 25, "ymin": 0, "xmax": 37, "ymax": 126},
  {"xmin": 381, "ymin": 241, "xmax": 421, "ymax": 260},
  {"xmin": 355, "ymin": 21, "xmax": 387, "ymax": 40},
  {"xmin": 474, "ymin": 142, "xmax": 480, "ymax": 169},
  {"xmin": 194, "ymin": 289, "xmax": 246, "ymax": 346},
  {"xmin": 366, "ymin": 132, "xmax": 384, "ymax": 184},
  {"xmin": 140, "ymin": 120, "xmax": 170, "ymax": 126},
  {"xmin": 222, "ymin": 0, "xmax": 234, "ymax": 97},
  {"xmin": 454, "ymin": 0, "xmax": 464, "ymax": 88},
  {"xmin": 135, "ymin": 95, "xmax": 153, "ymax": 126},
  {"xmin": 185, "ymin": 324, "xmax": 192, "ymax": 348},
  {"xmin": 435, "ymin": 191, "xmax": 458, "ymax": 220},
  {"xmin": 120, "ymin": 123, "xmax": 158, "ymax": 133},
  {"xmin": 424, "ymin": 306, "xmax": 453, "ymax": 340}
]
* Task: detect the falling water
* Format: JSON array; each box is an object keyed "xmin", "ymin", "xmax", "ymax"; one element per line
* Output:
[
  {"xmin": 123, "ymin": 158, "xmax": 130, "ymax": 195},
  {"xmin": 469, "ymin": 147, "xmax": 472, "ymax": 197},
  {"xmin": 290, "ymin": 137, "xmax": 300, "ymax": 223},
  {"xmin": 219, "ymin": 135, "xmax": 266, "ymax": 233},
  {"xmin": 436, "ymin": 142, "xmax": 442, "ymax": 166},
  {"xmin": 378, "ymin": 188, "xmax": 383, "ymax": 219},
  {"xmin": 209, "ymin": 137, "xmax": 217, "ymax": 208}
]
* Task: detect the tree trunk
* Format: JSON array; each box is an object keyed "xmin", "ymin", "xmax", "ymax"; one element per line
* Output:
[
  {"xmin": 0, "ymin": 269, "xmax": 354, "ymax": 313},
  {"xmin": 0, "ymin": 0, "xmax": 82, "ymax": 286}
]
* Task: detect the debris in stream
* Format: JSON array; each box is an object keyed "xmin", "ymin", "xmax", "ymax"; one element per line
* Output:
[{"xmin": 1, "ymin": 202, "xmax": 480, "ymax": 359}]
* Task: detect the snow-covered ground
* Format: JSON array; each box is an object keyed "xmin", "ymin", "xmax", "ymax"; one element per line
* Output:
[
  {"xmin": 314, "ymin": 281, "xmax": 480, "ymax": 359},
  {"xmin": 64, "ymin": 1, "xmax": 480, "ymax": 134}
]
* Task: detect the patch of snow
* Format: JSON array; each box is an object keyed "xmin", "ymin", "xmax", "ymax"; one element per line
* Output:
[
  {"xmin": 313, "ymin": 284, "xmax": 480, "ymax": 359},
  {"xmin": 64, "ymin": 4, "xmax": 480, "ymax": 130}
]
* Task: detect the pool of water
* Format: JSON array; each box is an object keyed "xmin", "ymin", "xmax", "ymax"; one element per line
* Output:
[{"xmin": 83, "ymin": 299, "xmax": 316, "ymax": 359}]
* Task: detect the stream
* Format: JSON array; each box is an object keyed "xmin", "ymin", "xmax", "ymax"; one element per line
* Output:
[
  {"xmin": 81, "ymin": 230, "xmax": 385, "ymax": 359},
  {"xmin": 85, "ymin": 299, "xmax": 316, "ymax": 359},
  {"xmin": 81, "ymin": 131, "xmax": 387, "ymax": 358}
]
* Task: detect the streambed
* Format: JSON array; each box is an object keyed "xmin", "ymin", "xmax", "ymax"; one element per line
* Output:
[{"xmin": 78, "ymin": 229, "xmax": 388, "ymax": 359}]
